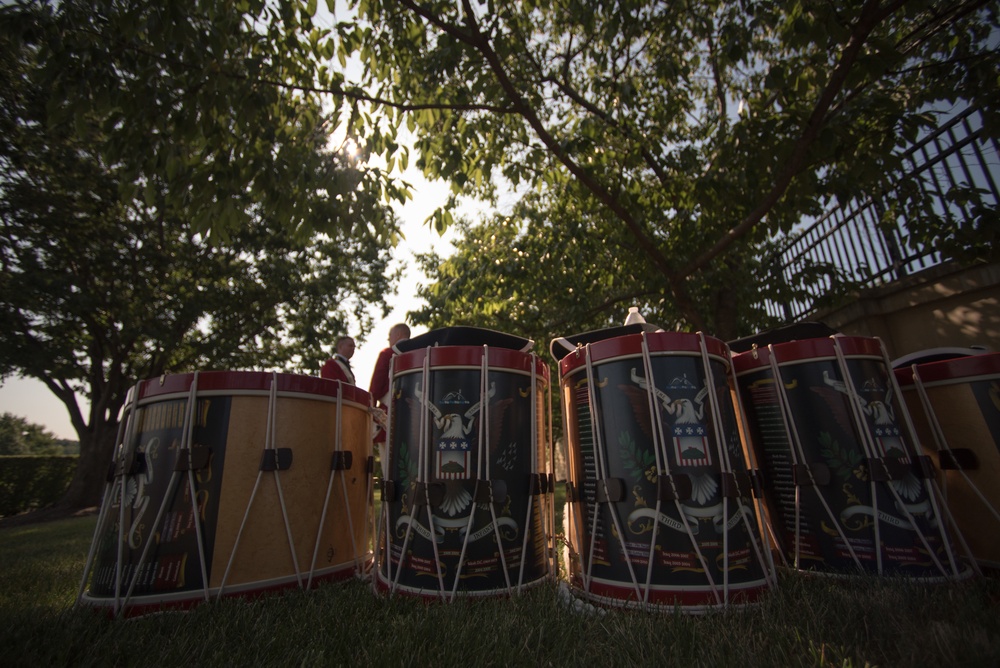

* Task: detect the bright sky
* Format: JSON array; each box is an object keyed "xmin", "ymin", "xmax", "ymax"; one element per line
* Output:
[{"xmin": 0, "ymin": 167, "xmax": 458, "ymax": 440}]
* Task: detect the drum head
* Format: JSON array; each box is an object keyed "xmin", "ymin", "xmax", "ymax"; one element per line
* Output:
[
  {"xmin": 395, "ymin": 326, "xmax": 533, "ymax": 353},
  {"xmin": 727, "ymin": 321, "xmax": 839, "ymax": 353},
  {"xmin": 549, "ymin": 323, "xmax": 661, "ymax": 361}
]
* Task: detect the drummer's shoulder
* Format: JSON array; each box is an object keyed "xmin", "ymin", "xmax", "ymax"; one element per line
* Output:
[{"xmin": 321, "ymin": 358, "xmax": 354, "ymax": 384}]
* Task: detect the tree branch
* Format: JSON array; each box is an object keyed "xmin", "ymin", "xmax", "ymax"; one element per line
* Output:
[
  {"xmin": 82, "ymin": 23, "xmax": 519, "ymax": 116},
  {"xmin": 401, "ymin": 0, "xmax": 679, "ymax": 280},
  {"xmin": 546, "ymin": 72, "xmax": 673, "ymax": 190},
  {"xmin": 680, "ymin": 0, "xmax": 910, "ymax": 278}
]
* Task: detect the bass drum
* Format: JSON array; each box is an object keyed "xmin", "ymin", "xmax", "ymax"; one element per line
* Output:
[
  {"xmin": 78, "ymin": 371, "xmax": 373, "ymax": 617},
  {"xmin": 733, "ymin": 336, "xmax": 968, "ymax": 580},
  {"xmin": 374, "ymin": 327, "xmax": 554, "ymax": 600},
  {"xmin": 895, "ymin": 352, "xmax": 1000, "ymax": 569},
  {"xmin": 553, "ymin": 327, "xmax": 773, "ymax": 612}
]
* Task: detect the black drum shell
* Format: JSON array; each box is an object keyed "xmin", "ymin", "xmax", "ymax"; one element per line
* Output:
[
  {"xmin": 375, "ymin": 344, "xmax": 550, "ymax": 598},
  {"xmin": 559, "ymin": 330, "xmax": 771, "ymax": 610},
  {"xmin": 734, "ymin": 336, "xmax": 962, "ymax": 579}
]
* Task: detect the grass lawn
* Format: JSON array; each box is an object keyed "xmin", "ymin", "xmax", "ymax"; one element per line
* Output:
[{"xmin": 2, "ymin": 514, "xmax": 1000, "ymax": 667}]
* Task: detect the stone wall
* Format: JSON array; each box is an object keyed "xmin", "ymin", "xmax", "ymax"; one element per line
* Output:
[{"xmin": 813, "ymin": 261, "xmax": 1000, "ymax": 360}]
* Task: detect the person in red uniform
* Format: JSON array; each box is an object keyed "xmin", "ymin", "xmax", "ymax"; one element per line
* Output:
[
  {"xmin": 369, "ymin": 323, "xmax": 410, "ymax": 444},
  {"xmin": 320, "ymin": 336, "xmax": 357, "ymax": 384}
]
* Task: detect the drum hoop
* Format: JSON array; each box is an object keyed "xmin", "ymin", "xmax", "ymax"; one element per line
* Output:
[
  {"xmin": 732, "ymin": 336, "xmax": 887, "ymax": 375},
  {"xmin": 374, "ymin": 575, "xmax": 547, "ymax": 599},
  {"xmin": 131, "ymin": 388, "xmax": 371, "ymax": 413},
  {"xmin": 736, "ymin": 351, "xmax": 889, "ymax": 375},
  {"xmin": 895, "ymin": 355, "xmax": 1000, "ymax": 387},
  {"xmin": 391, "ymin": 364, "xmax": 545, "ymax": 379},
  {"xmin": 134, "ymin": 371, "xmax": 372, "ymax": 405},
  {"xmin": 84, "ymin": 564, "xmax": 364, "ymax": 609},
  {"xmin": 900, "ymin": 370, "xmax": 1000, "ymax": 390},
  {"xmin": 558, "ymin": 333, "xmax": 730, "ymax": 376},
  {"xmin": 560, "ymin": 349, "xmax": 732, "ymax": 379},
  {"xmin": 585, "ymin": 573, "xmax": 770, "ymax": 592},
  {"xmin": 391, "ymin": 345, "xmax": 551, "ymax": 378}
]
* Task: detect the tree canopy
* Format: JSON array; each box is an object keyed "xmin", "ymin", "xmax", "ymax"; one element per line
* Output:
[
  {"xmin": 0, "ymin": 0, "xmax": 400, "ymax": 509},
  {"xmin": 335, "ymin": 0, "xmax": 1000, "ymax": 339},
  {"xmin": 9, "ymin": 0, "xmax": 410, "ymax": 242},
  {"xmin": 0, "ymin": 413, "xmax": 60, "ymax": 456}
]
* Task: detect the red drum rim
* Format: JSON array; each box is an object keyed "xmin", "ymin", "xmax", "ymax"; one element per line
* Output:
[
  {"xmin": 893, "ymin": 351, "xmax": 1000, "ymax": 387},
  {"xmin": 558, "ymin": 330, "xmax": 729, "ymax": 377},
  {"xmin": 574, "ymin": 576, "xmax": 769, "ymax": 610},
  {"xmin": 79, "ymin": 564, "xmax": 361, "ymax": 618},
  {"xmin": 732, "ymin": 335, "xmax": 884, "ymax": 375},
  {"xmin": 133, "ymin": 370, "xmax": 372, "ymax": 406},
  {"xmin": 391, "ymin": 344, "xmax": 550, "ymax": 379},
  {"xmin": 371, "ymin": 573, "xmax": 548, "ymax": 600}
]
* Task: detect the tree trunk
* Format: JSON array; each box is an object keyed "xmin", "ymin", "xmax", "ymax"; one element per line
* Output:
[
  {"xmin": 712, "ymin": 285, "xmax": 741, "ymax": 342},
  {"xmin": 57, "ymin": 421, "xmax": 119, "ymax": 512}
]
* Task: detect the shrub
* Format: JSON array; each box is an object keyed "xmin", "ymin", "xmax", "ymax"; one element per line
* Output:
[{"xmin": 0, "ymin": 456, "xmax": 77, "ymax": 517}]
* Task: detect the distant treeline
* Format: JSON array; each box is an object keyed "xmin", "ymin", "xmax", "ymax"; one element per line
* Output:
[
  {"xmin": 0, "ymin": 413, "xmax": 78, "ymax": 456},
  {"xmin": 48, "ymin": 439, "xmax": 80, "ymax": 456}
]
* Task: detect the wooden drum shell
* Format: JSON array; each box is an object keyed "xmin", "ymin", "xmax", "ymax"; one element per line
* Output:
[
  {"xmin": 895, "ymin": 353, "xmax": 1000, "ymax": 568},
  {"xmin": 80, "ymin": 371, "xmax": 372, "ymax": 616}
]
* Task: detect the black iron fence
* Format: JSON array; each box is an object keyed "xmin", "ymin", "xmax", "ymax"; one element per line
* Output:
[{"xmin": 765, "ymin": 104, "xmax": 1000, "ymax": 322}]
